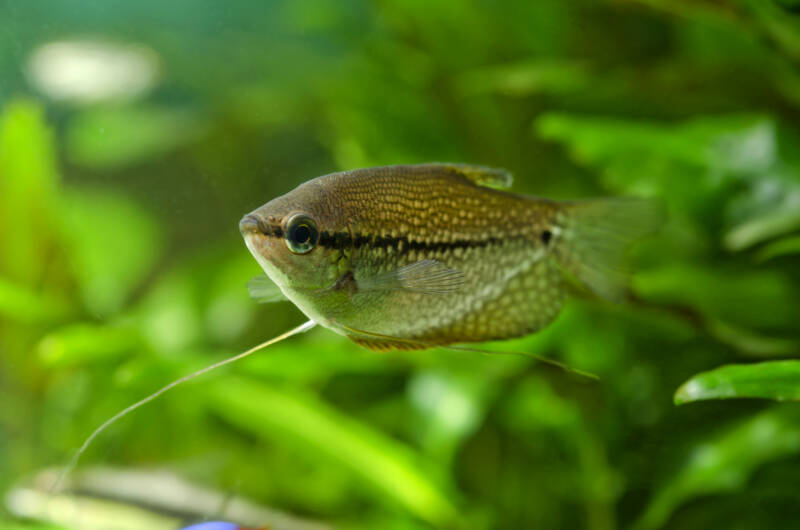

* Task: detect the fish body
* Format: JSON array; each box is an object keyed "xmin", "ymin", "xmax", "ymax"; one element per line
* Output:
[{"xmin": 240, "ymin": 164, "xmax": 660, "ymax": 350}]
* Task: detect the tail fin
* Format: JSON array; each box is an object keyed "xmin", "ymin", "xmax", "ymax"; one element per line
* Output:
[{"xmin": 552, "ymin": 197, "xmax": 664, "ymax": 301}]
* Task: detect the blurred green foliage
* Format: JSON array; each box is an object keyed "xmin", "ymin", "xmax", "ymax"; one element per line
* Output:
[{"xmin": 1, "ymin": 1, "xmax": 800, "ymax": 529}]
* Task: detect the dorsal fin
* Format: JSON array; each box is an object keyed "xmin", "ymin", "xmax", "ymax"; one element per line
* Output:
[{"xmin": 434, "ymin": 163, "xmax": 514, "ymax": 189}]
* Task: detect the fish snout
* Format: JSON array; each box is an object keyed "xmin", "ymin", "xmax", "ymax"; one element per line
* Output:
[
  {"xmin": 239, "ymin": 214, "xmax": 263, "ymax": 235},
  {"xmin": 239, "ymin": 213, "xmax": 277, "ymax": 237}
]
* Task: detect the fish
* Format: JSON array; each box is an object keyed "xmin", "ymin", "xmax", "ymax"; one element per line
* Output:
[
  {"xmin": 56, "ymin": 163, "xmax": 659, "ymax": 478},
  {"xmin": 239, "ymin": 163, "xmax": 662, "ymax": 351}
]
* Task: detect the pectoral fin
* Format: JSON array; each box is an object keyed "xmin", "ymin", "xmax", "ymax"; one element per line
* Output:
[
  {"xmin": 247, "ymin": 275, "xmax": 288, "ymax": 303},
  {"xmin": 358, "ymin": 259, "xmax": 465, "ymax": 295}
]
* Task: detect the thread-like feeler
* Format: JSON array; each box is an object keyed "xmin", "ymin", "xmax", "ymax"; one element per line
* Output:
[{"xmin": 50, "ymin": 320, "xmax": 317, "ymax": 493}]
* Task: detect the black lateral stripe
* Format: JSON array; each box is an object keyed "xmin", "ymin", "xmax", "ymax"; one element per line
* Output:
[
  {"xmin": 318, "ymin": 231, "xmax": 502, "ymax": 253},
  {"xmin": 319, "ymin": 231, "xmax": 349, "ymax": 249},
  {"xmin": 334, "ymin": 232, "xmax": 350, "ymax": 248}
]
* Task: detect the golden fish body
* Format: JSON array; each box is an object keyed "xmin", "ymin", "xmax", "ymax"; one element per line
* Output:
[{"xmin": 240, "ymin": 164, "xmax": 660, "ymax": 350}]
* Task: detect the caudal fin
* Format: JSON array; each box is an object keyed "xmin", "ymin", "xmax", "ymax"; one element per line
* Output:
[{"xmin": 552, "ymin": 197, "xmax": 664, "ymax": 301}]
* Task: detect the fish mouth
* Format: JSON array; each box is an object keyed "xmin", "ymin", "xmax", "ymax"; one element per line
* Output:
[
  {"xmin": 240, "ymin": 213, "xmax": 287, "ymax": 279},
  {"xmin": 239, "ymin": 214, "xmax": 262, "ymax": 235},
  {"xmin": 239, "ymin": 214, "xmax": 282, "ymax": 237}
]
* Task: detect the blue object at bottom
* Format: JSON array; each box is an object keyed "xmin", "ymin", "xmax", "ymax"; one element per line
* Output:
[{"xmin": 180, "ymin": 522, "xmax": 242, "ymax": 530}]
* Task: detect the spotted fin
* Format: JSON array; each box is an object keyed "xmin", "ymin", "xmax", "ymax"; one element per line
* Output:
[
  {"xmin": 332, "ymin": 319, "xmax": 434, "ymax": 351},
  {"xmin": 349, "ymin": 336, "xmax": 429, "ymax": 351},
  {"xmin": 358, "ymin": 259, "xmax": 465, "ymax": 294},
  {"xmin": 430, "ymin": 163, "xmax": 513, "ymax": 189},
  {"xmin": 247, "ymin": 275, "xmax": 288, "ymax": 303},
  {"xmin": 335, "ymin": 320, "xmax": 596, "ymax": 378}
]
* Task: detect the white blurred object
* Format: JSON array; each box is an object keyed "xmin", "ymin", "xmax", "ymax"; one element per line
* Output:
[
  {"xmin": 27, "ymin": 39, "xmax": 159, "ymax": 103},
  {"xmin": 5, "ymin": 467, "xmax": 331, "ymax": 530},
  {"xmin": 6, "ymin": 487, "xmax": 179, "ymax": 530}
]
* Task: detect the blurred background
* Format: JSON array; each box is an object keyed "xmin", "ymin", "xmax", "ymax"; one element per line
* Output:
[{"xmin": 2, "ymin": 1, "xmax": 800, "ymax": 529}]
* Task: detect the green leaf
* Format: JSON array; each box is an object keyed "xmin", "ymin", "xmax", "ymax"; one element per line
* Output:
[
  {"xmin": 59, "ymin": 188, "xmax": 162, "ymax": 317},
  {"xmin": 747, "ymin": 0, "xmax": 800, "ymax": 60},
  {"xmin": 0, "ymin": 519, "xmax": 66, "ymax": 530},
  {"xmin": 707, "ymin": 319, "xmax": 800, "ymax": 358},
  {"xmin": 634, "ymin": 263, "xmax": 800, "ymax": 329},
  {"xmin": 458, "ymin": 60, "xmax": 591, "ymax": 96},
  {"xmin": 675, "ymin": 361, "xmax": 800, "ymax": 404},
  {"xmin": 37, "ymin": 322, "xmax": 140, "ymax": 368},
  {"xmin": 723, "ymin": 191, "xmax": 800, "ymax": 251},
  {"xmin": 773, "ymin": 0, "xmax": 800, "ymax": 9},
  {"xmin": 0, "ymin": 277, "xmax": 71, "ymax": 323},
  {"xmin": 634, "ymin": 406, "xmax": 800, "ymax": 530},
  {"xmin": 535, "ymin": 113, "xmax": 773, "ymax": 172},
  {"xmin": 407, "ymin": 370, "xmax": 488, "ymax": 460},
  {"xmin": 205, "ymin": 376, "xmax": 459, "ymax": 527},
  {"xmin": 0, "ymin": 99, "xmax": 60, "ymax": 284},
  {"xmin": 755, "ymin": 234, "xmax": 800, "ymax": 262}
]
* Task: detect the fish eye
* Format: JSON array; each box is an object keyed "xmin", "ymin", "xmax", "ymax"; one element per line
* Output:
[{"xmin": 284, "ymin": 213, "xmax": 319, "ymax": 254}]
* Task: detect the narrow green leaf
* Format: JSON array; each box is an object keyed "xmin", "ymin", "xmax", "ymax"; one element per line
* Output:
[
  {"xmin": 37, "ymin": 322, "xmax": 140, "ymax": 367},
  {"xmin": 458, "ymin": 60, "xmax": 590, "ymax": 96},
  {"xmin": 535, "ymin": 113, "xmax": 772, "ymax": 171},
  {"xmin": 0, "ymin": 277, "xmax": 71, "ymax": 323},
  {"xmin": 0, "ymin": 520, "xmax": 66, "ymax": 530},
  {"xmin": 747, "ymin": 0, "xmax": 800, "ymax": 60},
  {"xmin": 205, "ymin": 376, "xmax": 459, "ymax": 527},
  {"xmin": 634, "ymin": 407, "xmax": 800, "ymax": 530},
  {"xmin": 60, "ymin": 188, "xmax": 162, "ymax": 317},
  {"xmin": 774, "ymin": 0, "xmax": 800, "ymax": 8},
  {"xmin": 756, "ymin": 234, "xmax": 800, "ymax": 262},
  {"xmin": 707, "ymin": 319, "xmax": 800, "ymax": 358},
  {"xmin": 634, "ymin": 264, "xmax": 800, "ymax": 329},
  {"xmin": 0, "ymin": 99, "xmax": 60, "ymax": 284},
  {"xmin": 724, "ymin": 200, "xmax": 800, "ymax": 251},
  {"xmin": 675, "ymin": 361, "xmax": 800, "ymax": 404}
]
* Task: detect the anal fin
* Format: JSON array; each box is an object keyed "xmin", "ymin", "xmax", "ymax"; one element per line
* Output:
[
  {"xmin": 334, "ymin": 319, "xmax": 439, "ymax": 351},
  {"xmin": 349, "ymin": 336, "xmax": 429, "ymax": 352},
  {"xmin": 335, "ymin": 319, "xmax": 597, "ymax": 379}
]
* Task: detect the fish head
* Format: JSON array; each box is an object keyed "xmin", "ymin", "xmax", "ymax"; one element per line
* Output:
[{"xmin": 239, "ymin": 178, "xmax": 348, "ymax": 297}]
